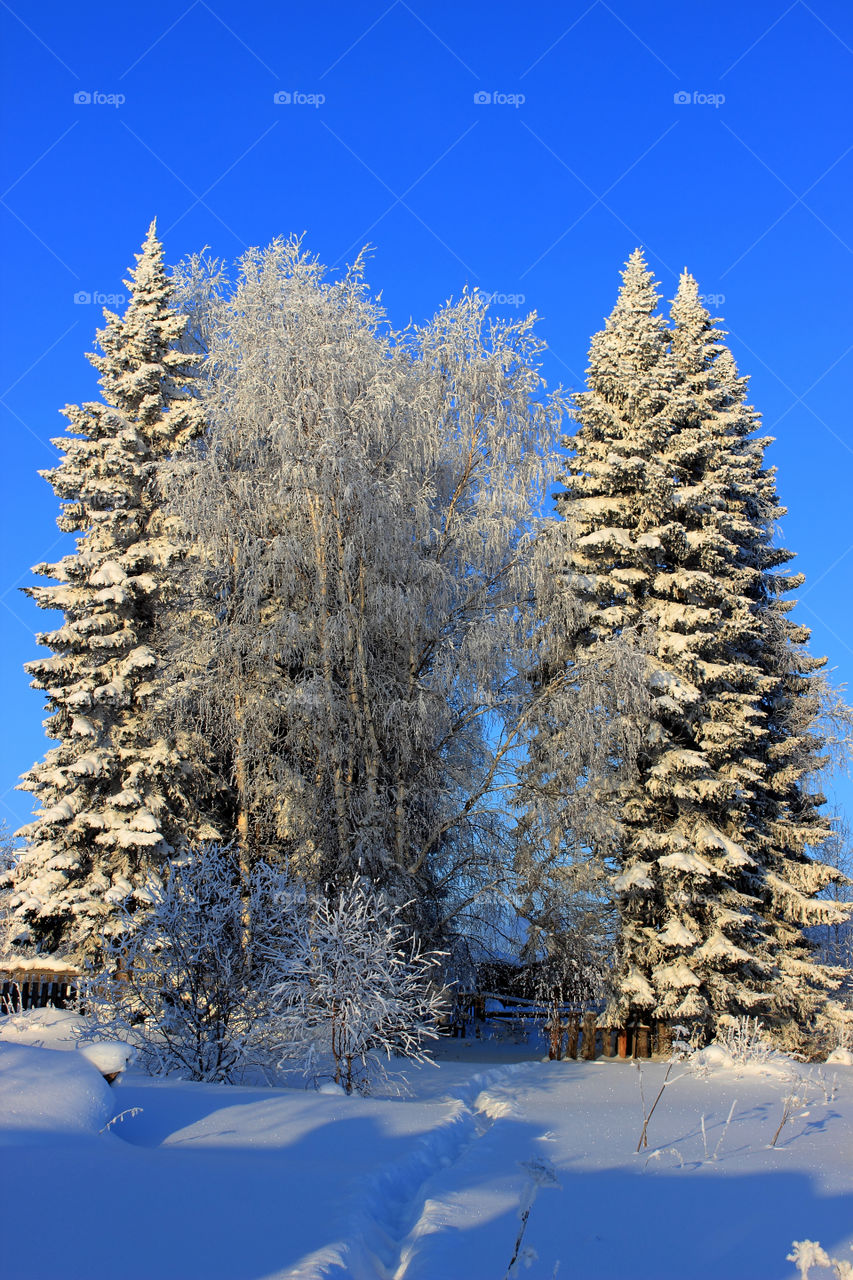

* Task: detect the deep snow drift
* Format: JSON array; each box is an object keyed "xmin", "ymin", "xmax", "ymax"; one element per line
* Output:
[{"xmin": 1, "ymin": 1019, "xmax": 851, "ymax": 1280}]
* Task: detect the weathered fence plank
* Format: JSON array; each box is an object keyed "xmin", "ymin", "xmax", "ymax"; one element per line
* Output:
[{"xmin": 1, "ymin": 968, "xmax": 79, "ymax": 1013}]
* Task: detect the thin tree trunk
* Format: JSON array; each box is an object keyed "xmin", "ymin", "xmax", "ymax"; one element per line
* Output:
[
  {"xmin": 356, "ymin": 559, "xmax": 381, "ymax": 810},
  {"xmin": 307, "ymin": 496, "xmax": 349, "ymax": 859}
]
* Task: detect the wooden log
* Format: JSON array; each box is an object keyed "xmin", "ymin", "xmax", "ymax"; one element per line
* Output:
[
  {"xmin": 601, "ymin": 1027, "xmax": 614, "ymax": 1058},
  {"xmin": 582, "ymin": 1011, "xmax": 597, "ymax": 1060},
  {"xmin": 566, "ymin": 1014, "xmax": 580, "ymax": 1060},
  {"xmin": 617, "ymin": 1028, "xmax": 628, "ymax": 1058},
  {"xmin": 656, "ymin": 1021, "xmax": 673, "ymax": 1058},
  {"xmin": 635, "ymin": 1024, "xmax": 651, "ymax": 1059}
]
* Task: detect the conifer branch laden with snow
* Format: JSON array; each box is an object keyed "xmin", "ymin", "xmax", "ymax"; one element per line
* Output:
[{"xmin": 12, "ymin": 223, "xmax": 220, "ymax": 960}]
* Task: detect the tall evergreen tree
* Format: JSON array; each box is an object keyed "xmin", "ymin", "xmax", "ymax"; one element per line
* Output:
[
  {"xmin": 540, "ymin": 251, "xmax": 847, "ymax": 1038},
  {"xmin": 12, "ymin": 222, "xmax": 217, "ymax": 959},
  {"xmin": 669, "ymin": 273, "xmax": 849, "ymax": 1033}
]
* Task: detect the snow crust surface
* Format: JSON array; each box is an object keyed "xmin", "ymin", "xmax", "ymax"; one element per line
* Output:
[{"xmin": 1, "ymin": 1033, "xmax": 851, "ymax": 1279}]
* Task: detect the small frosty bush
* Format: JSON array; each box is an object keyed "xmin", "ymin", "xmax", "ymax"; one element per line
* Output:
[
  {"xmin": 271, "ymin": 877, "xmax": 447, "ymax": 1094},
  {"xmin": 84, "ymin": 844, "xmax": 287, "ymax": 1082},
  {"xmin": 684, "ymin": 1016, "xmax": 795, "ymax": 1079},
  {"xmin": 716, "ymin": 1017, "xmax": 778, "ymax": 1067},
  {"xmin": 788, "ymin": 1239, "xmax": 853, "ymax": 1279}
]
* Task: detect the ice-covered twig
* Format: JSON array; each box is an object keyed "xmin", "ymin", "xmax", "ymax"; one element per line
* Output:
[
  {"xmin": 100, "ymin": 1107, "xmax": 143, "ymax": 1134},
  {"xmin": 711, "ymin": 1099, "xmax": 737, "ymax": 1161},
  {"xmin": 636, "ymin": 1060, "xmax": 676, "ymax": 1151},
  {"xmin": 503, "ymin": 1157, "xmax": 561, "ymax": 1280},
  {"xmin": 770, "ymin": 1089, "xmax": 810, "ymax": 1149}
]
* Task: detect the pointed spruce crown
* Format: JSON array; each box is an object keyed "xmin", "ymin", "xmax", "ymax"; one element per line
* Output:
[
  {"xmin": 123, "ymin": 218, "xmax": 167, "ymax": 299},
  {"xmin": 608, "ymin": 248, "xmax": 661, "ymax": 320}
]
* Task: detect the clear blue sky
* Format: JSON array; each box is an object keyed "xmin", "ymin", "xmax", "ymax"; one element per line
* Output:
[{"xmin": 1, "ymin": 1, "xmax": 851, "ymax": 835}]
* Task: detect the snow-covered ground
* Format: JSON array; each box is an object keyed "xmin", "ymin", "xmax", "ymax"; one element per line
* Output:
[{"xmin": 1, "ymin": 1015, "xmax": 851, "ymax": 1280}]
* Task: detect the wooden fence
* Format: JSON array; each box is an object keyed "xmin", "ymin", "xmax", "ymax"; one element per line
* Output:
[
  {"xmin": 1, "ymin": 968, "xmax": 79, "ymax": 1013},
  {"xmin": 449, "ymin": 990, "xmax": 672, "ymax": 1059}
]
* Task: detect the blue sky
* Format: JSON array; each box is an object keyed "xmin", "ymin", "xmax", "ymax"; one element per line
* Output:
[{"xmin": 1, "ymin": 0, "xmax": 851, "ymax": 834}]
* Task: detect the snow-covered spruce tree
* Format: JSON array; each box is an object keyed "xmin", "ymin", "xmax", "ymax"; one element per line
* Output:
[
  {"xmin": 536, "ymin": 251, "xmax": 847, "ymax": 1040},
  {"xmin": 165, "ymin": 238, "xmax": 560, "ymax": 940},
  {"xmin": 669, "ymin": 277, "xmax": 849, "ymax": 1035},
  {"xmin": 12, "ymin": 222, "xmax": 218, "ymax": 960},
  {"xmin": 519, "ymin": 250, "xmax": 678, "ymax": 1026}
]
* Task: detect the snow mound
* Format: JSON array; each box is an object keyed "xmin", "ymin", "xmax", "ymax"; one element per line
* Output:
[
  {"xmin": 0, "ymin": 1009, "xmax": 133, "ymax": 1078},
  {"xmin": 0, "ymin": 1043, "xmax": 115, "ymax": 1142},
  {"xmin": 0, "ymin": 1007, "xmax": 85, "ymax": 1050},
  {"xmin": 690, "ymin": 1042, "xmax": 793, "ymax": 1079},
  {"xmin": 827, "ymin": 1047, "xmax": 853, "ymax": 1066},
  {"xmin": 78, "ymin": 1040, "xmax": 135, "ymax": 1077},
  {"xmin": 695, "ymin": 1044, "xmax": 733, "ymax": 1070}
]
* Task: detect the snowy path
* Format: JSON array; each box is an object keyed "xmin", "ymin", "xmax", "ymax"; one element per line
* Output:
[{"xmin": 289, "ymin": 1061, "xmax": 533, "ymax": 1279}]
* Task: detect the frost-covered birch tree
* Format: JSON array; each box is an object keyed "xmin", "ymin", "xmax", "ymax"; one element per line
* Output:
[
  {"xmin": 533, "ymin": 251, "xmax": 848, "ymax": 1039},
  {"xmin": 164, "ymin": 238, "xmax": 561, "ymax": 938},
  {"xmin": 12, "ymin": 222, "xmax": 218, "ymax": 959}
]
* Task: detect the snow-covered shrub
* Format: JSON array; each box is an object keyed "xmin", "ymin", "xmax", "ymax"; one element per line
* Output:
[
  {"xmin": 687, "ymin": 1016, "xmax": 794, "ymax": 1079},
  {"xmin": 788, "ymin": 1239, "xmax": 853, "ymax": 1279},
  {"xmin": 809, "ymin": 1003, "xmax": 853, "ymax": 1064},
  {"xmin": 716, "ymin": 1017, "xmax": 778, "ymax": 1067},
  {"xmin": 271, "ymin": 877, "xmax": 447, "ymax": 1094},
  {"xmin": 83, "ymin": 844, "xmax": 287, "ymax": 1082}
]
